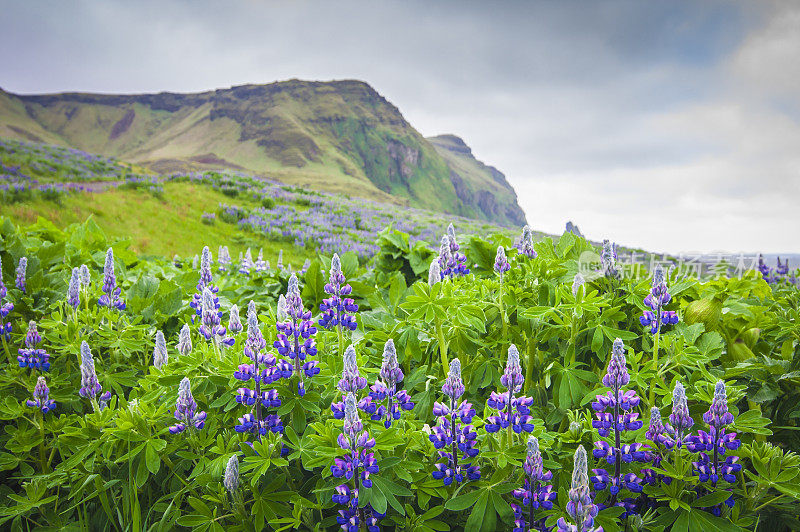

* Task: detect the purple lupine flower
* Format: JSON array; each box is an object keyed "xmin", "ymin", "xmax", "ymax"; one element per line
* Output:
[
  {"xmin": 667, "ymin": 381, "xmax": 694, "ymax": 447},
  {"xmin": 512, "ymin": 436, "xmax": 556, "ymax": 532},
  {"xmin": 338, "ymin": 345, "xmax": 368, "ymax": 393},
  {"xmin": 0, "ymin": 288, "xmax": 11, "ymax": 340},
  {"xmin": 277, "ymin": 294, "xmax": 287, "ymax": 322},
  {"xmin": 199, "ymin": 287, "xmax": 232, "ymax": 346},
  {"xmin": 319, "ymin": 253, "xmax": 358, "ymax": 332},
  {"xmin": 218, "ymin": 245, "xmax": 231, "ymax": 272},
  {"xmin": 495, "ymin": 246, "xmax": 510, "ymax": 276},
  {"xmin": 190, "ymin": 246, "xmax": 217, "ymax": 317},
  {"xmin": 438, "ymin": 235, "xmax": 453, "ymax": 279},
  {"xmin": 331, "ymin": 393, "xmax": 384, "ymax": 532},
  {"xmin": 486, "ymin": 345, "xmax": 535, "ymax": 435},
  {"xmin": 277, "ymin": 249, "xmax": 284, "ymax": 271},
  {"xmin": 428, "ymin": 260, "xmax": 441, "ymax": 287},
  {"xmin": 233, "ymin": 301, "xmax": 283, "ymax": 440},
  {"xmin": 239, "ymin": 248, "xmax": 253, "ymax": 275},
  {"xmin": 79, "ymin": 264, "xmax": 90, "ymax": 288},
  {"xmin": 274, "ymin": 274, "xmax": 319, "ymax": 396},
  {"xmin": 640, "ymin": 265, "xmax": 678, "ymax": 334},
  {"xmin": 228, "ymin": 305, "xmax": 243, "ymax": 335},
  {"xmin": 572, "ymin": 272, "xmax": 585, "ymax": 297},
  {"xmin": 430, "ymin": 358, "xmax": 480, "ymax": 486},
  {"xmin": 17, "ymin": 320, "xmax": 50, "ymax": 372},
  {"xmin": 254, "ymin": 248, "xmax": 267, "ymax": 272},
  {"xmin": 301, "ymin": 258, "xmax": 311, "ymax": 274},
  {"xmin": 446, "ymin": 224, "xmax": 470, "ymax": 277},
  {"xmin": 178, "ymin": 323, "xmax": 192, "ymax": 357},
  {"xmin": 365, "ymin": 339, "xmax": 414, "ymax": 428},
  {"xmin": 79, "ymin": 341, "xmax": 102, "ymax": 399},
  {"xmin": 223, "ymin": 454, "xmax": 239, "ymax": 494},
  {"xmin": 168, "ymin": 377, "xmax": 207, "ymax": 434},
  {"xmin": 0, "ymin": 254, "xmax": 6, "ymax": 299},
  {"xmin": 600, "ymin": 239, "xmax": 618, "ymax": 279},
  {"xmin": 153, "ymin": 330, "xmax": 168, "ymax": 369},
  {"xmin": 516, "ymin": 225, "xmax": 537, "ymax": 259},
  {"xmin": 25, "ymin": 376, "xmax": 56, "ymax": 414},
  {"xmin": 557, "ymin": 446, "xmax": 601, "ymax": 532},
  {"xmin": 98, "ymin": 248, "xmax": 125, "ymax": 310},
  {"xmin": 192, "ymin": 254, "xmax": 199, "ymax": 270},
  {"xmin": 590, "ymin": 338, "xmax": 645, "ymax": 514},
  {"xmin": 15, "ymin": 257, "xmax": 27, "ymax": 292},
  {"xmin": 67, "ymin": 267, "xmax": 81, "ymax": 310}
]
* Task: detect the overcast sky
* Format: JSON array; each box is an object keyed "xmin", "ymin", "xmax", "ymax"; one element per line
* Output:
[{"xmin": 1, "ymin": 0, "xmax": 798, "ymax": 253}]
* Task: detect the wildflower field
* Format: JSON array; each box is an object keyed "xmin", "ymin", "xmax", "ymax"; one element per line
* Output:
[{"xmin": 1, "ymin": 205, "xmax": 799, "ymax": 532}]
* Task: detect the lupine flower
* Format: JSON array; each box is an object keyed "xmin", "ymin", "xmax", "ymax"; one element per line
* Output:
[
  {"xmin": 190, "ymin": 246, "xmax": 217, "ymax": 317},
  {"xmin": 254, "ymin": 248, "xmax": 267, "ymax": 272},
  {"xmin": 301, "ymin": 259, "xmax": 311, "ymax": 274},
  {"xmin": 15, "ymin": 257, "xmax": 27, "ymax": 292},
  {"xmin": 516, "ymin": 225, "xmax": 537, "ymax": 259},
  {"xmin": 0, "ymin": 290, "xmax": 11, "ymax": 339},
  {"xmin": 178, "ymin": 324, "xmax": 192, "ymax": 357},
  {"xmin": 169, "ymin": 377, "xmax": 207, "ymax": 433},
  {"xmin": 192, "ymin": 254, "xmax": 199, "ymax": 270},
  {"xmin": 572, "ymin": 272, "xmax": 585, "ymax": 297},
  {"xmin": 639, "ymin": 407, "xmax": 674, "ymax": 489},
  {"xmin": 98, "ymin": 248, "xmax": 125, "ymax": 310},
  {"xmin": 275, "ymin": 274, "xmax": 319, "ymax": 396},
  {"xmin": 79, "ymin": 264, "xmax": 90, "ymax": 288},
  {"xmin": 277, "ymin": 294, "xmax": 287, "ymax": 321},
  {"xmin": 428, "ymin": 260, "xmax": 441, "ymax": 287},
  {"xmin": 233, "ymin": 301, "xmax": 283, "ymax": 440},
  {"xmin": 319, "ymin": 254, "xmax": 358, "ymax": 332},
  {"xmin": 557, "ymin": 446, "xmax": 601, "ymax": 532},
  {"xmin": 667, "ymin": 381, "xmax": 694, "ymax": 447},
  {"xmin": 25, "ymin": 376, "xmax": 56, "ymax": 414},
  {"xmin": 153, "ymin": 330, "xmax": 168, "ymax": 369},
  {"xmin": 0, "ymin": 255, "xmax": 6, "ymax": 299},
  {"xmin": 229, "ymin": 305, "xmax": 243, "ymax": 335},
  {"xmin": 438, "ymin": 236, "xmax": 453, "ymax": 278},
  {"xmin": 339, "ymin": 345, "xmax": 368, "ymax": 392},
  {"xmin": 218, "ymin": 246, "xmax": 231, "ymax": 272},
  {"xmin": 495, "ymin": 246, "xmax": 510, "ymax": 276},
  {"xmin": 687, "ymin": 381, "xmax": 741, "ymax": 497},
  {"xmin": 590, "ymin": 339, "xmax": 645, "ymax": 513},
  {"xmin": 430, "ymin": 359, "xmax": 480, "ymax": 485},
  {"xmin": 239, "ymin": 248, "xmax": 253, "ymax": 275},
  {"xmin": 199, "ymin": 287, "xmax": 233, "ymax": 346},
  {"xmin": 78, "ymin": 341, "xmax": 110, "ymax": 409},
  {"xmin": 17, "ymin": 320, "xmax": 50, "ymax": 372},
  {"xmin": 486, "ymin": 345, "xmax": 534, "ymax": 435},
  {"xmin": 224, "ymin": 454, "xmax": 239, "ymax": 494},
  {"xmin": 446, "ymin": 224, "xmax": 470, "ymax": 277},
  {"xmin": 640, "ymin": 265, "xmax": 678, "ymax": 334},
  {"xmin": 512, "ymin": 436, "xmax": 556, "ymax": 532},
  {"xmin": 67, "ymin": 267, "xmax": 81, "ymax": 310},
  {"xmin": 364, "ymin": 339, "xmax": 415, "ymax": 428},
  {"xmin": 277, "ymin": 249, "xmax": 284, "ymax": 270},
  {"xmin": 601, "ymin": 239, "xmax": 618, "ymax": 279},
  {"xmin": 330, "ymin": 393, "xmax": 383, "ymax": 532}
]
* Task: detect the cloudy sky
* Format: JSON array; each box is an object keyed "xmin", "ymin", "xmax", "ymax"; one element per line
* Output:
[{"xmin": 1, "ymin": 0, "xmax": 798, "ymax": 253}]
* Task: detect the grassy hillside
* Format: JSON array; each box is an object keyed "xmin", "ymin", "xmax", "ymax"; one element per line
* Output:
[{"xmin": 0, "ymin": 80, "xmax": 527, "ymax": 226}]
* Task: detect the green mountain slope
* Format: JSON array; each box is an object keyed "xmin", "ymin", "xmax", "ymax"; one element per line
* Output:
[{"xmin": 0, "ymin": 80, "xmax": 527, "ymax": 226}]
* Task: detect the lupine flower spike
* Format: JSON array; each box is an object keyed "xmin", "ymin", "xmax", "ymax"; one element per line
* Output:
[
  {"xmin": 78, "ymin": 341, "xmax": 112, "ymax": 410},
  {"xmin": 516, "ymin": 225, "xmax": 537, "ymax": 259},
  {"xmin": 67, "ymin": 267, "xmax": 81, "ymax": 310},
  {"xmin": 26, "ymin": 376, "xmax": 56, "ymax": 414},
  {"xmin": 199, "ymin": 287, "xmax": 233, "ymax": 347},
  {"xmin": 15, "ymin": 257, "xmax": 27, "ymax": 292},
  {"xmin": 557, "ymin": 446, "xmax": 601, "ymax": 532},
  {"xmin": 228, "ymin": 305, "xmax": 243, "ymax": 336},
  {"xmin": 601, "ymin": 239, "xmax": 618, "ymax": 279},
  {"xmin": 169, "ymin": 377, "xmax": 207, "ymax": 434},
  {"xmin": 319, "ymin": 253, "xmax": 358, "ymax": 332},
  {"xmin": 98, "ymin": 248, "xmax": 125, "ymax": 310},
  {"xmin": 153, "ymin": 330, "xmax": 168, "ymax": 369},
  {"xmin": 428, "ymin": 260, "xmax": 441, "ymax": 287},
  {"xmin": 254, "ymin": 249, "xmax": 267, "ymax": 272},
  {"xmin": 486, "ymin": 345, "xmax": 534, "ymax": 438},
  {"xmin": 0, "ymin": 256, "xmax": 10, "ymax": 341},
  {"xmin": 0, "ymin": 255, "xmax": 5, "ymax": 299},
  {"xmin": 18, "ymin": 321, "xmax": 50, "ymax": 372},
  {"xmin": 590, "ymin": 338, "xmax": 645, "ymax": 515},
  {"xmin": 275, "ymin": 274, "xmax": 319, "ymax": 396},
  {"xmin": 224, "ymin": 454, "xmax": 239, "ymax": 495},
  {"xmin": 512, "ymin": 436, "xmax": 556, "ymax": 532},
  {"xmin": 447, "ymin": 224, "xmax": 470, "ymax": 277},
  {"xmin": 191, "ymin": 246, "xmax": 219, "ymax": 318},
  {"xmin": 640, "ymin": 265, "xmax": 679, "ymax": 334},
  {"xmin": 667, "ymin": 381, "xmax": 694, "ymax": 447},
  {"xmin": 330, "ymin": 392, "xmax": 383, "ymax": 532},
  {"xmin": 177, "ymin": 324, "xmax": 192, "ymax": 357},
  {"xmin": 430, "ymin": 359, "xmax": 480, "ymax": 485},
  {"xmin": 363, "ymin": 339, "xmax": 414, "ymax": 428},
  {"xmin": 79, "ymin": 264, "xmax": 90, "ymax": 289},
  {"xmin": 572, "ymin": 272, "xmax": 585, "ymax": 297},
  {"xmin": 495, "ymin": 246, "xmax": 510, "ymax": 277}
]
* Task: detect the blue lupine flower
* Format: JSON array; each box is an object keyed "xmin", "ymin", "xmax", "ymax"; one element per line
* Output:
[
  {"xmin": 319, "ymin": 253, "xmax": 358, "ymax": 332},
  {"xmin": 572, "ymin": 272, "xmax": 585, "ymax": 297},
  {"xmin": 437, "ymin": 236, "xmax": 453, "ymax": 279},
  {"xmin": 15, "ymin": 257, "xmax": 27, "ymax": 292},
  {"xmin": 640, "ymin": 265, "xmax": 678, "ymax": 334},
  {"xmin": 169, "ymin": 377, "xmax": 207, "ymax": 434},
  {"xmin": 339, "ymin": 345, "xmax": 368, "ymax": 393},
  {"xmin": 239, "ymin": 248, "xmax": 253, "ymax": 275},
  {"xmin": 199, "ymin": 287, "xmax": 232, "ymax": 346},
  {"xmin": 668, "ymin": 381, "xmax": 694, "ymax": 447},
  {"xmin": 223, "ymin": 454, "xmax": 239, "ymax": 494},
  {"xmin": 178, "ymin": 323, "xmax": 192, "ymax": 357},
  {"xmin": 254, "ymin": 248, "xmax": 267, "ymax": 272},
  {"xmin": 330, "ymin": 393, "xmax": 383, "ymax": 532},
  {"xmin": 233, "ymin": 301, "xmax": 283, "ymax": 440},
  {"xmin": 153, "ymin": 330, "xmax": 168, "ymax": 369},
  {"xmin": 17, "ymin": 320, "xmax": 50, "ymax": 372},
  {"xmin": 557, "ymin": 446, "xmax": 601, "ymax": 532},
  {"xmin": 275, "ymin": 274, "xmax": 319, "ymax": 396},
  {"xmin": 494, "ymin": 246, "xmax": 510, "ymax": 276},
  {"xmin": 26, "ymin": 376, "xmax": 56, "ymax": 414},
  {"xmin": 190, "ymin": 246, "xmax": 217, "ymax": 317},
  {"xmin": 365, "ymin": 339, "xmax": 414, "ymax": 428},
  {"xmin": 447, "ymin": 224, "xmax": 470, "ymax": 277},
  {"xmin": 485, "ymin": 345, "xmax": 534, "ymax": 435},
  {"xmin": 512, "ymin": 436, "xmax": 556, "ymax": 532},
  {"xmin": 428, "ymin": 260, "xmax": 441, "ymax": 287},
  {"xmin": 229, "ymin": 305, "xmax": 243, "ymax": 335},
  {"xmin": 430, "ymin": 359, "xmax": 480, "ymax": 485},
  {"xmin": 79, "ymin": 341, "xmax": 111, "ymax": 409},
  {"xmin": 218, "ymin": 245, "xmax": 231, "ymax": 272},
  {"xmin": 277, "ymin": 249, "xmax": 284, "ymax": 270},
  {"xmin": 516, "ymin": 225, "xmax": 537, "ymax": 259},
  {"xmin": 67, "ymin": 267, "xmax": 81, "ymax": 310},
  {"xmin": 98, "ymin": 248, "xmax": 125, "ymax": 310},
  {"xmin": 590, "ymin": 339, "xmax": 645, "ymax": 514},
  {"xmin": 601, "ymin": 239, "xmax": 618, "ymax": 279},
  {"xmin": 79, "ymin": 264, "xmax": 90, "ymax": 288}
]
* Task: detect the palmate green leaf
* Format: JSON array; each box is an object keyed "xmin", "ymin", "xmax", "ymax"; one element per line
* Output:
[
  {"xmin": 465, "ymin": 492, "xmax": 490, "ymax": 531},
  {"xmin": 443, "ymin": 489, "xmax": 483, "ymax": 511}
]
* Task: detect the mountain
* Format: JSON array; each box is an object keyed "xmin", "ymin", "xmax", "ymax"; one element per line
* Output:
[{"xmin": 0, "ymin": 80, "xmax": 527, "ymax": 226}]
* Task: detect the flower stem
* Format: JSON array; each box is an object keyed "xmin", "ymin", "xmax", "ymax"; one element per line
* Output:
[{"xmin": 649, "ymin": 331, "xmax": 660, "ymax": 404}]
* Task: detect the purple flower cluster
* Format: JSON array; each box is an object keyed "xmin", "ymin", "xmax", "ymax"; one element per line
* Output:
[
  {"xmin": 319, "ymin": 254, "xmax": 358, "ymax": 331},
  {"xmin": 274, "ymin": 274, "xmax": 319, "ymax": 396},
  {"xmin": 512, "ymin": 436, "xmax": 556, "ymax": 532},
  {"xmin": 67, "ymin": 267, "xmax": 81, "ymax": 310},
  {"xmin": 601, "ymin": 239, "xmax": 618, "ymax": 279},
  {"xmin": 0, "ymin": 257, "xmax": 13, "ymax": 339},
  {"xmin": 590, "ymin": 339, "xmax": 646, "ymax": 512},
  {"xmin": 199, "ymin": 287, "xmax": 233, "ymax": 346},
  {"xmin": 557, "ymin": 446, "xmax": 601, "ymax": 532},
  {"xmin": 234, "ymin": 302, "xmax": 284, "ymax": 439},
  {"xmin": 17, "ymin": 320, "xmax": 50, "ymax": 372},
  {"xmin": 190, "ymin": 246, "xmax": 218, "ymax": 317},
  {"xmin": 15, "ymin": 257, "xmax": 27, "ymax": 292},
  {"xmin": 430, "ymin": 359, "xmax": 480, "ymax": 485},
  {"xmin": 26, "ymin": 376, "xmax": 56, "ymax": 414},
  {"xmin": 218, "ymin": 245, "xmax": 232, "ymax": 272},
  {"xmin": 485, "ymin": 345, "xmax": 534, "ymax": 435},
  {"xmin": 515, "ymin": 225, "xmax": 537, "ymax": 259},
  {"xmin": 364, "ymin": 340, "xmax": 414, "ymax": 428},
  {"xmin": 98, "ymin": 248, "xmax": 125, "ymax": 310},
  {"xmin": 640, "ymin": 266, "xmax": 679, "ymax": 334},
  {"xmin": 494, "ymin": 246, "xmax": 510, "ymax": 276},
  {"xmin": 169, "ymin": 377, "xmax": 207, "ymax": 434},
  {"xmin": 438, "ymin": 225, "xmax": 470, "ymax": 279},
  {"xmin": 758, "ymin": 255, "xmax": 795, "ymax": 285},
  {"xmin": 78, "ymin": 341, "xmax": 112, "ymax": 409},
  {"xmin": 153, "ymin": 330, "xmax": 168, "ymax": 369}
]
